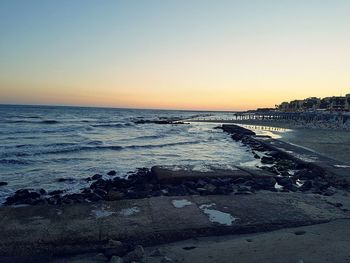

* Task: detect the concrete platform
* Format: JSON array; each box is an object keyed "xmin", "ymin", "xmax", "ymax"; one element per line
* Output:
[{"xmin": 0, "ymin": 192, "xmax": 349, "ymax": 261}]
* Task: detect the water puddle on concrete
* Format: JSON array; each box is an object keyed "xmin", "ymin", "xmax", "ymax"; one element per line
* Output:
[
  {"xmin": 117, "ymin": 207, "xmax": 140, "ymax": 216},
  {"xmin": 92, "ymin": 208, "xmax": 115, "ymax": 219},
  {"xmin": 199, "ymin": 203, "xmax": 236, "ymax": 226},
  {"xmin": 172, "ymin": 199, "xmax": 193, "ymax": 208}
]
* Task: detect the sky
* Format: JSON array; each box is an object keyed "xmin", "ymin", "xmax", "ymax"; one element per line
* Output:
[{"xmin": 0, "ymin": 0, "xmax": 349, "ymax": 111}]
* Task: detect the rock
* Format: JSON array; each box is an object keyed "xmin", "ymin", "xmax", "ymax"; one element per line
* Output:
[
  {"xmin": 126, "ymin": 190, "xmax": 140, "ymax": 199},
  {"xmin": 253, "ymin": 177, "xmax": 276, "ymax": 190},
  {"xmin": 300, "ymin": 180, "xmax": 313, "ymax": 191},
  {"xmin": 39, "ymin": 188, "xmax": 46, "ymax": 195},
  {"xmin": 110, "ymin": 256, "xmax": 123, "ymax": 263},
  {"xmin": 123, "ymin": 245, "xmax": 144, "ymax": 263},
  {"xmin": 294, "ymin": 169, "xmax": 319, "ymax": 180},
  {"xmin": 107, "ymin": 170, "xmax": 117, "ymax": 176},
  {"xmin": 107, "ymin": 190, "xmax": 125, "ymax": 201},
  {"xmin": 48, "ymin": 190, "xmax": 64, "ymax": 195},
  {"xmin": 57, "ymin": 178, "xmax": 74, "ymax": 182},
  {"xmin": 284, "ymin": 184, "xmax": 298, "ymax": 192},
  {"xmin": 275, "ymin": 177, "xmax": 293, "ymax": 187},
  {"xmin": 254, "ymin": 154, "xmax": 260, "ymax": 159},
  {"xmin": 261, "ymin": 156, "xmax": 275, "ymax": 164},
  {"xmin": 92, "ymin": 174, "xmax": 103, "ymax": 180},
  {"xmin": 0, "ymin": 182, "xmax": 8, "ymax": 186},
  {"xmin": 94, "ymin": 188, "xmax": 107, "ymax": 197}
]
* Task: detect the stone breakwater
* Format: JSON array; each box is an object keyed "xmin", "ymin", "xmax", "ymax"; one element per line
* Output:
[{"xmin": 4, "ymin": 124, "xmax": 349, "ymax": 207}]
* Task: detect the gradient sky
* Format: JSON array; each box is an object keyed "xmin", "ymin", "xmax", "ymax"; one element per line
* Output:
[{"xmin": 0, "ymin": 0, "xmax": 349, "ymax": 110}]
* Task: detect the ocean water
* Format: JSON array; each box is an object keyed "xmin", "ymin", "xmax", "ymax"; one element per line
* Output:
[{"xmin": 0, "ymin": 105, "xmax": 259, "ymax": 202}]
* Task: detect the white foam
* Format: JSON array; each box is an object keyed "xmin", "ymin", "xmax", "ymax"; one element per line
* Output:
[
  {"xmin": 334, "ymin": 164, "xmax": 350, "ymax": 168},
  {"xmin": 199, "ymin": 203, "xmax": 236, "ymax": 226},
  {"xmin": 274, "ymin": 182, "xmax": 283, "ymax": 190},
  {"xmin": 172, "ymin": 199, "xmax": 193, "ymax": 208}
]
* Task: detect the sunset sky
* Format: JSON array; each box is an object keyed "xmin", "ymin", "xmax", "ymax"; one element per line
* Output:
[{"xmin": 0, "ymin": 0, "xmax": 349, "ymax": 111}]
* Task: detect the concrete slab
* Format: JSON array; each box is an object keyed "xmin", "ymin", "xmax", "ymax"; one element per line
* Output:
[{"xmin": 0, "ymin": 192, "xmax": 348, "ymax": 260}]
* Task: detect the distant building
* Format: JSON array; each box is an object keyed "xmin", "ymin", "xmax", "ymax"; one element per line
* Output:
[{"xmin": 277, "ymin": 93, "xmax": 350, "ymax": 112}]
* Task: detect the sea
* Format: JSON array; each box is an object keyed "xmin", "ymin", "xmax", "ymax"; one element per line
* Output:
[{"xmin": 0, "ymin": 104, "xmax": 260, "ymax": 203}]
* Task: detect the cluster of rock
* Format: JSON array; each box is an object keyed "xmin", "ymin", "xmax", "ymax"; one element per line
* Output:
[{"xmin": 218, "ymin": 124, "xmax": 348, "ymax": 194}]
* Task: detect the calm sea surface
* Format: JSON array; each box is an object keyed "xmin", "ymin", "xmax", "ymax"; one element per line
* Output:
[{"xmin": 0, "ymin": 105, "xmax": 259, "ymax": 202}]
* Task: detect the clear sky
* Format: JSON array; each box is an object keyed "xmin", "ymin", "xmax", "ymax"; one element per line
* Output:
[{"xmin": 0, "ymin": 0, "xmax": 349, "ymax": 110}]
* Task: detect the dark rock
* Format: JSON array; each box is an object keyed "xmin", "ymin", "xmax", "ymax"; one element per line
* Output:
[
  {"xmin": 254, "ymin": 154, "xmax": 260, "ymax": 159},
  {"xmin": 48, "ymin": 190, "xmax": 64, "ymax": 195},
  {"xmin": 300, "ymin": 180, "xmax": 313, "ymax": 191},
  {"xmin": 284, "ymin": 184, "xmax": 298, "ymax": 192},
  {"xmin": 294, "ymin": 169, "xmax": 319, "ymax": 180},
  {"xmin": 92, "ymin": 174, "xmax": 102, "ymax": 180},
  {"xmin": 275, "ymin": 177, "xmax": 293, "ymax": 187},
  {"xmin": 56, "ymin": 178, "xmax": 74, "ymax": 182},
  {"xmin": 93, "ymin": 188, "xmax": 107, "ymax": 197},
  {"xmin": 126, "ymin": 190, "xmax": 139, "ymax": 199},
  {"xmin": 107, "ymin": 190, "xmax": 125, "ymax": 201},
  {"xmin": 0, "ymin": 182, "xmax": 8, "ymax": 186},
  {"xmin": 39, "ymin": 188, "xmax": 46, "ymax": 195},
  {"xmin": 107, "ymin": 170, "xmax": 117, "ymax": 176},
  {"xmin": 261, "ymin": 156, "xmax": 275, "ymax": 164},
  {"xmin": 253, "ymin": 177, "xmax": 276, "ymax": 190}
]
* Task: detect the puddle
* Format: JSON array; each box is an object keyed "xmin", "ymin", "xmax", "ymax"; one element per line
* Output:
[
  {"xmin": 199, "ymin": 203, "xmax": 236, "ymax": 226},
  {"xmin": 172, "ymin": 199, "xmax": 193, "ymax": 208},
  {"xmin": 92, "ymin": 209, "xmax": 115, "ymax": 219},
  {"xmin": 117, "ymin": 207, "xmax": 140, "ymax": 216},
  {"xmin": 91, "ymin": 205, "xmax": 115, "ymax": 218}
]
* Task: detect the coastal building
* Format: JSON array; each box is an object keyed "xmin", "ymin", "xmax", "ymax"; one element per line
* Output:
[{"xmin": 277, "ymin": 94, "xmax": 350, "ymax": 112}]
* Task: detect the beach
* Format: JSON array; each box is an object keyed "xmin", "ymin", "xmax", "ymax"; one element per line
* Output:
[{"xmin": 1, "ymin": 120, "xmax": 350, "ymax": 262}]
